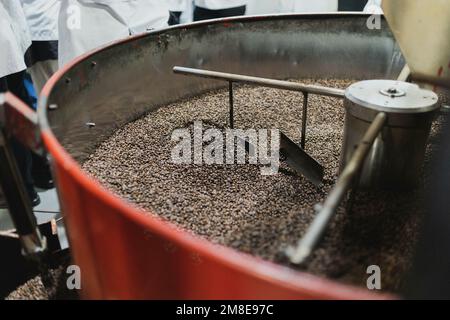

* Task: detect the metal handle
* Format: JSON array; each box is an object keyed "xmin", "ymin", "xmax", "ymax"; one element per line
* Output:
[
  {"xmin": 287, "ymin": 112, "xmax": 387, "ymax": 265},
  {"xmin": 173, "ymin": 66, "xmax": 346, "ymax": 99},
  {"xmin": 174, "ymin": 66, "xmax": 345, "ymax": 151},
  {"xmin": 173, "ymin": 66, "xmax": 327, "ymax": 186}
]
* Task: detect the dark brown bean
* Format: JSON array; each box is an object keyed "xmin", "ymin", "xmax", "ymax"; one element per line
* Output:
[{"xmin": 76, "ymin": 79, "xmax": 437, "ymax": 293}]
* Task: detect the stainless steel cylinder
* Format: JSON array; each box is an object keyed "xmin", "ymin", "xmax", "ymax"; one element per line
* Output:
[{"xmin": 340, "ymin": 80, "xmax": 439, "ymax": 190}]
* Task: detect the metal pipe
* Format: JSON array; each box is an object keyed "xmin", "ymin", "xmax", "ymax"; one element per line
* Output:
[
  {"xmin": 301, "ymin": 92, "xmax": 308, "ymax": 149},
  {"xmin": 287, "ymin": 112, "xmax": 387, "ymax": 265},
  {"xmin": 397, "ymin": 65, "xmax": 411, "ymax": 82},
  {"xmin": 229, "ymin": 81, "xmax": 234, "ymax": 129},
  {"xmin": 0, "ymin": 130, "xmax": 46, "ymax": 256},
  {"xmin": 173, "ymin": 67, "xmax": 346, "ymax": 99}
]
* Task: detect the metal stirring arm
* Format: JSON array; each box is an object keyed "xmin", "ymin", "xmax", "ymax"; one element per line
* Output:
[
  {"xmin": 173, "ymin": 66, "xmax": 389, "ymax": 264},
  {"xmin": 286, "ymin": 112, "xmax": 387, "ymax": 265},
  {"xmin": 172, "ymin": 66, "xmax": 346, "ymax": 186},
  {"xmin": 173, "ymin": 66, "xmax": 346, "ymax": 99}
]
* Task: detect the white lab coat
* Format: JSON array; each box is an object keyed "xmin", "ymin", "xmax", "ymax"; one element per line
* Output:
[
  {"xmin": 0, "ymin": 1, "xmax": 31, "ymax": 78},
  {"xmin": 364, "ymin": 0, "xmax": 383, "ymax": 14},
  {"xmin": 279, "ymin": 0, "xmax": 338, "ymax": 13},
  {"xmin": 20, "ymin": 0, "xmax": 60, "ymax": 93},
  {"xmin": 58, "ymin": 0, "xmax": 169, "ymax": 67},
  {"xmin": 194, "ymin": 0, "xmax": 248, "ymax": 10},
  {"xmin": 0, "ymin": 0, "xmax": 31, "ymax": 55},
  {"xmin": 20, "ymin": 0, "xmax": 60, "ymax": 41},
  {"xmin": 168, "ymin": 0, "xmax": 188, "ymax": 12}
]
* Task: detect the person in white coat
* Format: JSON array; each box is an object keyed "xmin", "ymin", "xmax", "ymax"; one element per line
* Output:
[
  {"xmin": 0, "ymin": 1, "xmax": 31, "ymax": 81},
  {"xmin": 58, "ymin": 0, "xmax": 170, "ymax": 67},
  {"xmin": 279, "ymin": 0, "xmax": 338, "ymax": 13},
  {"xmin": 0, "ymin": 0, "xmax": 40, "ymax": 206},
  {"xmin": 193, "ymin": 0, "xmax": 247, "ymax": 21},
  {"xmin": 21, "ymin": 0, "xmax": 61, "ymax": 95}
]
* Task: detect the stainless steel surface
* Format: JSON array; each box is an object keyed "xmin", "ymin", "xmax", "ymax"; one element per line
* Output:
[
  {"xmin": 287, "ymin": 112, "xmax": 387, "ymax": 265},
  {"xmin": 341, "ymin": 80, "xmax": 439, "ymax": 190},
  {"xmin": 173, "ymin": 66, "xmax": 346, "ymax": 98},
  {"xmin": 345, "ymin": 80, "xmax": 439, "ymax": 115},
  {"xmin": 301, "ymin": 93, "xmax": 308, "ymax": 149},
  {"xmin": 40, "ymin": 14, "xmax": 405, "ymax": 163},
  {"xmin": 229, "ymin": 81, "xmax": 234, "ymax": 129},
  {"xmin": 383, "ymin": 0, "xmax": 450, "ymax": 90},
  {"xmin": 280, "ymin": 132, "xmax": 324, "ymax": 187},
  {"xmin": 235, "ymin": 132, "xmax": 324, "ymax": 186}
]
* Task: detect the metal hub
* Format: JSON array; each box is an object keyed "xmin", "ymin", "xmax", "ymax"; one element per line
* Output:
[
  {"xmin": 345, "ymin": 80, "xmax": 439, "ymax": 116},
  {"xmin": 380, "ymin": 87, "xmax": 406, "ymax": 98}
]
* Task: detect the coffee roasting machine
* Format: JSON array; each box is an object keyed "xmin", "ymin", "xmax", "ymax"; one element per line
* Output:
[{"xmin": 1, "ymin": 0, "xmax": 449, "ymax": 299}]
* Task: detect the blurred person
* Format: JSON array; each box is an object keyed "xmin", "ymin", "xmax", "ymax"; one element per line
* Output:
[
  {"xmin": 337, "ymin": 0, "xmax": 366, "ymax": 11},
  {"xmin": 180, "ymin": 1, "xmax": 194, "ymax": 24},
  {"xmin": 0, "ymin": 0, "xmax": 40, "ymax": 206},
  {"xmin": 168, "ymin": 0, "xmax": 188, "ymax": 25},
  {"xmin": 21, "ymin": 0, "xmax": 60, "ymax": 95},
  {"xmin": 193, "ymin": 0, "xmax": 247, "ymax": 21},
  {"xmin": 20, "ymin": 0, "xmax": 60, "ymax": 190},
  {"xmin": 245, "ymin": 0, "xmax": 279, "ymax": 15},
  {"xmin": 59, "ymin": 0, "xmax": 170, "ymax": 67},
  {"xmin": 0, "ymin": 1, "xmax": 31, "ymax": 62},
  {"xmin": 279, "ymin": 0, "xmax": 338, "ymax": 13}
]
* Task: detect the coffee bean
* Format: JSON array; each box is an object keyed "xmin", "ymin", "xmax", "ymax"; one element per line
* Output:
[{"xmin": 78, "ymin": 79, "xmax": 443, "ymax": 293}]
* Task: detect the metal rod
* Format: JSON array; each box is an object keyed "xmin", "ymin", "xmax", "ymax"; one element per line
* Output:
[
  {"xmin": 229, "ymin": 81, "xmax": 234, "ymax": 129},
  {"xmin": 301, "ymin": 92, "xmax": 308, "ymax": 149},
  {"xmin": 397, "ymin": 65, "xmax": 411, "ymax": 82},
  {"xmin": 287, "ymin": 112, "xmax": 387, "ymax": 265},
  {"xmin": 173, "ymin": 66, "xmax": 346, "ymax": 99},
  {"xmin": 0, "ymin": 130, "xmax": 46, "ymax": 256}
]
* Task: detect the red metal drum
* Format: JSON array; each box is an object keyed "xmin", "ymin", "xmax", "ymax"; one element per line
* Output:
[{"xmin": 38, "ymin": 14, "xmax": 402, "ymax": 299}]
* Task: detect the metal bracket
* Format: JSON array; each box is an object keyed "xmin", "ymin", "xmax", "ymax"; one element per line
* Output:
[
  {"xmin": 0, "ymin": 93, "xmax": 47, "ymax": 258},
  {"xmin": 173, "ymin": 66, "xmax": 338, "ymax": 186},
  {"xmin": 0, "ymin": 93, "xmax": 44, "ymax": 156},
  {"xmin": 286, "ymin": 112, "xmax": 387, "ymax": 265}
]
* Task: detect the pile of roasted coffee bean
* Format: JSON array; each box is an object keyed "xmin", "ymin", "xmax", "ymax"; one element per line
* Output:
[
  {"xmin": 81, "ymin": 79, "xmax": 432, "ymax": 293},
  {"xmin": 6, "ymin": 264, "xmax": 78, "ymax": 300},
  {"xmin": 6, "ymin": 273, "xmax": 55, "ymax": 300}
]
